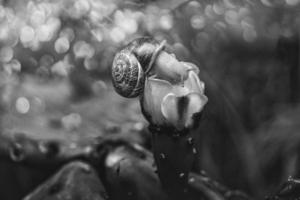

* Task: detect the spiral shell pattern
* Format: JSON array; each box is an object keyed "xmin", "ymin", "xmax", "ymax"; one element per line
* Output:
[
  {"xmin": 111, "ymin": 37, "xmax": 166, "ymax": 98},
  {"xmin": 112, "ymin": 50, "xmax": 145, "ymax": 98}
]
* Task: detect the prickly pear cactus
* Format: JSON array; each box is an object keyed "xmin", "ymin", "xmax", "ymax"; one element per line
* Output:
[
  {"xmin": 150, "ymin": 125, "xmax": 200, "ymax": 198},
  {"xmin": 112, "ymin": 37, "xmax": 208, "ymax": 199}
]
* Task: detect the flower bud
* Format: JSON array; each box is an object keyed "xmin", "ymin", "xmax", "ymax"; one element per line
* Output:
[{"xmin": 142, "ymin": 53, "xmax": 207, "ymax": 130}]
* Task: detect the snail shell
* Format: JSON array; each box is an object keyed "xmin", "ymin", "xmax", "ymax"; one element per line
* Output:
[
  {"xmin": 112, "ymin": 50, "xmax": 145, "ymax": 98},
  {"xmin": 112, "ymin": 37, "xmax": 166, "ymax": 98}
]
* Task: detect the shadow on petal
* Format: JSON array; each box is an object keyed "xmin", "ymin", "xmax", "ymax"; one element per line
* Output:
[
  {"xmin": 184, "ymin": 93, "xmax": 208, "ymax": 127},
  {"xmin": 161, "ymin": 93, "xmax": 208, "ymax": 130}
]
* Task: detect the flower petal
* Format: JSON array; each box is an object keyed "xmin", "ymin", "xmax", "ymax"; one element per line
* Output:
[
  {"xmin": 143, "ymin": 77, "xmax": 172, "ymax": 124},
  {"xmin": 181, "ymin": 62, "xmax": 200, "ymax": 74},
  {"xmin": 161, "ymin": 92, "xmax": 208, "ymax": 130},
  {"xmin": 184, "ymin": 93, "xmax": 208, "ymax": 128},
  {"xmin": 184, "ymin": 70, "xmax": 205, "ymax": 94},
  {"xmin": 170, "ymin": 71, "xmax": 205, "ymax": 96},
  {"xmin": 153, "ymin": 51, "xmax": 189, "ymax": 84},
  {"xmin": 171, "ymin": 84, "xmax": 190, "ymax": 96},
  {"xmin": 161, "ymin": 93, "xmax": 184, "ymax": 130}
]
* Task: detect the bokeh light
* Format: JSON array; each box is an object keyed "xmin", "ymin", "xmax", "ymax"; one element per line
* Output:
[
  {"xmin": 73, "ymin": 40, "xmax": 95, "ymax": 58},
  {"xmin": 190, "ymin": 15, "xmax": 206, "ymax": 30},
  {"xmin": 54, "ymin": 37, "xmax": 70, "ymax": 54},
  {"xmin": 15, "ymin": 97, "xmax": 30, "ymax": 114},
  {"xmin": 20, "ymin": 26, "xmax": 35, "ymax": 44},
  {"xmin": 0, "ymin": 46, "xmax": 13, "ymax": 63}
]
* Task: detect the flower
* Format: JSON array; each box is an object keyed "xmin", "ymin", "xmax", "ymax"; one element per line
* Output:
[{"xmin": 142, "ymin": 53, "xmax": 208, "ymax": 130}]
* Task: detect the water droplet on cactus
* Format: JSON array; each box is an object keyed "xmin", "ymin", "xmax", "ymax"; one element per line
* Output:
[
  {"xmin": 9, "ymin": 143, "xmax": 25, "ymax": 162},
  {"xmin": 189, "ymin": 177, "xmax": 195, "ymax": 183},
  {"xmin": 187, "ymin": 137, "xmax": 194, "ymax": 145},
  {"xmin": 179, "ymin": 172, "xmax": 185, "ymax": 178},
  {"xmin": 159, "ymin": 153, "xmax": 166, "ymax": 160},
  {"xmin": 192, "ymin": 147, "xmax": 197, "ymax": 154}
]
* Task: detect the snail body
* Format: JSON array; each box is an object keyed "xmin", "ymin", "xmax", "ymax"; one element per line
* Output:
[{"xmin": 111, "ymin": 37, "xmax": 166, "ymax": 98}]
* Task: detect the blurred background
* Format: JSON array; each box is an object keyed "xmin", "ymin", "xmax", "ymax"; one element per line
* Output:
[{"xmin": 0, "ymin": 0, "xmax": 300, "ymax": 199}]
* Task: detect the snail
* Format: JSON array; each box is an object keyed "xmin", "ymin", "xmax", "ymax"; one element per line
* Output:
[{"xmin": 111, "ymin": 37, "xmax": 166, "ymax": 98}]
